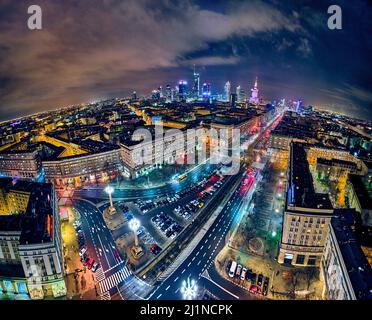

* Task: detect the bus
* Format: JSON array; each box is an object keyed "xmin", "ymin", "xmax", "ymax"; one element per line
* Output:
[{"xmin": 229, "ymin": 260, "xmax": 237, "ymax": 278}]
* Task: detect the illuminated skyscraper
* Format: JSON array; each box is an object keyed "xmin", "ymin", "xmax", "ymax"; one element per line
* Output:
[
  {"xmin": 178, "ymin": 80, "xmax": 188, "ymax": 102},
  {"xmin": 165, "ymin": 84, "xmax": 171, "ymax": 102},
  {"xmin": 192, "ymin": 65, "xmax": 200, "ymax": 100},
  {"xmin": 236, "ymin": 85, "xmax": 241, "ymax": 103},
  {"xmin": 152, "ymin": 89, "xmax": 160, "ymax": 100},
  {"xmin": 202, "ymin": 82, "xmax": 211, "ymax": 101},
  {"xmin": 158, "ymin": 86, "xmax": 163, "ymax": 98},
  {"xmin": 224, "ymin": 81, "xmax": 231, "ymax": 102},
  {"xmin": 296, "ymin": 99, "xmax": 303, "ymax": 113},
  {"xmin": 249, "ymin": 76, "xmax": 259, "ymax": 104},
  {"xmin": 131, "ymin": 91, "xmax": 137, "ymax": 100}
]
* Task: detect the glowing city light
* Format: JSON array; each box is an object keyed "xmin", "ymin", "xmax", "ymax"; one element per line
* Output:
[
  {"xmin": 104, "ymin": 185, "xmax": 114, "ymax": 195},
  {"xmin": 129, "ymin": 218, "xmax": 140, "ymax": 232},
  {"xmin": 181, "ymin": 277, "xmax": 198, "ymax": 300}
]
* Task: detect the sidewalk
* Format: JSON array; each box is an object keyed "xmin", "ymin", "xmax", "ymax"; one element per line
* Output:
[
  {"xmin": 61, "ymin": 206, "xmax": 97, "ymax": 300},
  {"xmin": 215, "ymin": 246, "xmax": 323, "ymax": 300}
]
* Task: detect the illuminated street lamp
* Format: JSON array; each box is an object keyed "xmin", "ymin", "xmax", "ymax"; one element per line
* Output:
[
  {"xmin": 181, "ymin": 277, "xmax": 198, "ymax": 300},
  {"xmin": 129, "ymin": 218, "xmax": 144, "ymax": 259},
  {"xmin": 129, "ymin": 218, "xmax": 140, "ymax": 247},
  {"xmin": 271, "ymin": 231, "xmax": 277, "ymax": 238},
  {"xmin": 104, "ymin": 185, "xmax": 116, "ymax": 215},
  {"xmin": 104, "ymin": 185, "xmax": 114, "ymax": 207}
]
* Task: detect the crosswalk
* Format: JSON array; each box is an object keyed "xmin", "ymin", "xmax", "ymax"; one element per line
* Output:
[
  {"xmin": 100, "ymin": 292, "xmax": 111, "ymax": 300},
  {"xmin": 98, "ymin": 266, "xmax": 132, "ymax": 294},
  {"xmin": 95, "ymin": 267, "xmax": 105, "ymax": 282}
]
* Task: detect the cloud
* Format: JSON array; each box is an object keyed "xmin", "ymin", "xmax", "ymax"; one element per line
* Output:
[
  {"xmin": 0, "ymin": 0, "xmax": 301, "ymax": 119},
  {"xmin": 297, "ymin": 38, "xmax": 312, "ymax": 57}
]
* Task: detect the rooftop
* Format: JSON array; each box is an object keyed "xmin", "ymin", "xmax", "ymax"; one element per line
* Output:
[
  {"xmin": 331, "ymin": 210, "xmax": 372, "ymax": 300},
  {"xmin": 287, "ymin": 142, "xmax": 333, "ymax": 211},
  {"xmin": 0, "ymin": 179, "xmax": 55, "ymax": 245}
]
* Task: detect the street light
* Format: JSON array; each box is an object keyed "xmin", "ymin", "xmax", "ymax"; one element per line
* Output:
[
  {"xmin": 181, "ymin": 277, "xmax": 198, "ymax": 300},
  {"xmin": 129, "ymin": 218, "xmax": 140, "ymax": 247},
  {"xmin": 104, "ymin": 185, "xmax": 116, "ymax": 215},
  {"xmin": 271, "ymin": 231, "xmax": 277, "ymax": 238},
  {"xmin": 104, "ymin": 185, "xmax": 114, "ymax": 208},
  {"xmin": 129, "ymin": 218, "xmax": 144, "ymax": 259}
]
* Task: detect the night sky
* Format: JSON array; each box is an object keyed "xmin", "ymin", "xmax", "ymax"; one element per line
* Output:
[{"xmin": 0, "ymin": 0, "xmax": 371, "ymax": 121}]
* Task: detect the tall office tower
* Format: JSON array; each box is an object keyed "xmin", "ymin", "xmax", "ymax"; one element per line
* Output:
[
  {"xmin": 131, "ymin": 91, "xmax": 137, "ymax": 100},
  {"xmin": 224, "ymin": 81, "xmax": 231, "ymax": 102},
  {"xmin": 229, "ymin": 93, "xmax": 237, "ymax": 108},
  {"xmin": 158, "ymin": 86, "xmax": 163, "ymax": 98},
  {"xmin": 236, "ymin": 85, "xmax": 241, "ymax": 103},
  {"xmin": 151, "ymin": 89, "xmax": 160, "ymax": 100},
  {"xmin": 202, "ymin": 82, "xmax": 211, "ymax": 101},
  {"xmin": 171, "ymin": 87, "xmax": 177, "ymax": 102},
  {"xmin": 178, "ymin": 80, "xmax": 188, "ymax": 102},
  {"xmin": 296, "ymin": 99, "xmax": 304, "ymax": 113},
  {"xmin": 165, "ymin": 84, "xmax": 171, "ymax": 102},
  {"xmin": 249, "ymin": 76, "xmax": 259, "ymax": 104},
  {"xmin": 192, "ymin": 66, "xmax": 200, "ymax": 100},
  {"xmin": 239, "ymin": 88, "xmax": 246, "ymax": 103}
]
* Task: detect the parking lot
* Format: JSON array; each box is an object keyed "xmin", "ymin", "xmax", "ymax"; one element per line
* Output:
[{"xmin": 226, "ymin": 259, "xmax": 270, "ymax": 296}]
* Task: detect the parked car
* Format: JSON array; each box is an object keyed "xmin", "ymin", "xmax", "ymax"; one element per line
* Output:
[
  {"xmin": 257, "ymin": 274, "xmax": 264, "ymax": 286},
  {"xmin": 241, "ymin": 267, "xmax": 247, "ymax": 281},
  {"xmin": 236, "ymin": 264, "xmax": 242, "ymax": 278},
  {"xmin": 262, "ymin": 277, "xmax": 269, "ymax": 296},
  {"xmin": 91, "ymin": 261, "xmax": 99, "ymax": 272}
]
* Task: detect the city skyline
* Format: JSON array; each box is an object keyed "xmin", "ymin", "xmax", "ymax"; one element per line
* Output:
[
  {"xmin": 0, "ymin": 0, "xmax": 371, "ymax": 122},
  {"xmin": 0, "ymin": 0, "xmax": 371, "ymax": 305}
]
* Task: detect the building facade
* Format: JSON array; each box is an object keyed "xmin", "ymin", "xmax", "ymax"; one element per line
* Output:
[{"xmin": 0, "ymin": 179, "xmax": 66, "ymax": 300}]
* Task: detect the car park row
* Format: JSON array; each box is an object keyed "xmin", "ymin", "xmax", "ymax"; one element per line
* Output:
[{"xmin": 228, "ymin": 260, "xmax": 270, "ymax": 296}]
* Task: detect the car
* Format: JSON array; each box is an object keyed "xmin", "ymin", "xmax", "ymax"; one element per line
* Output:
[
  {"xmin": 86, "ymin": 258, "xmax": 95, "ymax": 270},
  {"xmin": 114, "ymin": 249, "xmax": 120, "ymax": 261},
  {"xmin": 150, "ymin": 244, "xmax": 162, "ymax": 255},
  {"xmin": 257, "ymin": 274, "xmax": 264, "ymax": 286},
  {"xmin": 91, "ymin": 261, "xmax": 99, "ymax": 272},
  {"xmin": 79, "ymin": 247, "xmax": 87, "ymax": 257},
  {"xmin": 262, "ymin": 277, "xmax": 269, "ymax": 296},
  {"xmin": 249, "ymin": 285, "xmax": 261, "ymax": 295},
  {"xmin": 241, "ymin": 267, "xmax": 247, "ymax": 281},
  {"xmin": 236, "ymin": 264, "xmax": 242, "ymax": 278},
  {"xmin": 229, "ymin": 261, "xmax": 237, "ymax": 278},
  {"xmin": 250, "ymin": 273, "xmax": 257, "ymax": 284}
]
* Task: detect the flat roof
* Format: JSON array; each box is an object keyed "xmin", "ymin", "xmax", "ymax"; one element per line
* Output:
[
  {"xmin": 350, "ymin": 175, "xmax": 372, "ymax": 209},
  {"xmin": 0, "ymin": 178, "xmax": 55, "ymax": 245},
  {"xmin": 331, "ymin": 211, "xmax": 372, "ymax": 300},
  {"xmin": 287, "ymin": 142, "xmax": 333, "ymax": 211}
]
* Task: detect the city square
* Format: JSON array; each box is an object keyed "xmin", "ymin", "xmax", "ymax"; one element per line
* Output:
[{"xmin": 0, "ymin": 0, "xmax": 371, "ymax": 312}]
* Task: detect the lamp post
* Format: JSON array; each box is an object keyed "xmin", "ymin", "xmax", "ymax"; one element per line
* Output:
[
  {"xmin": 129, "ymin": 218, "xmax": 143, "ymax": 259},
  {"xmin": 181, "ymin": 277, "xmax": 198, "ymax": 300},
  {"xmin": 129, "ymin": 218, "xmax": 140, "ymax": 247},
  {"xmin": 104, "ymin": 185, "xmax": 116, "ymax": 215}
]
